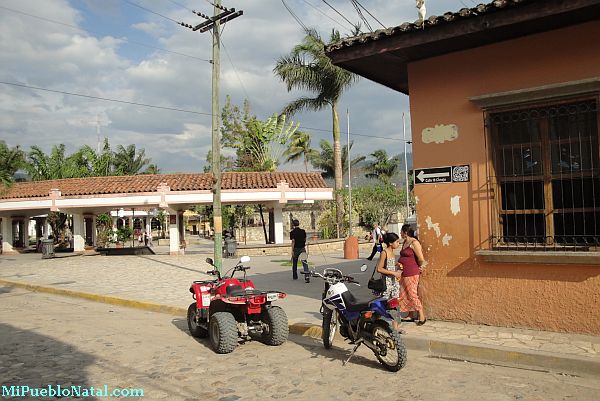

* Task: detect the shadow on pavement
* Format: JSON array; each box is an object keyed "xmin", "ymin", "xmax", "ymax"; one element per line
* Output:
[
  {"xmin": 0, "ymin": 322, "xmax": 98, "ymax": 400},
  {"xmin": 288, "ymin": 334, "xmax": 386, "ymax": 371}
]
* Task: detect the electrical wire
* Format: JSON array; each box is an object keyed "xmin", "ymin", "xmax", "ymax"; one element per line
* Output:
[
  {"xmin": 300, "ymin": 0, "xmax": 354, "ymax": 32},
  {"xmin": 321, "ymin": 0, "xmax": 357, "ymax": 32},
  {"xmin": 281, "ymin": 0, "xmax": 309, "ymax": 32},
  {"xmin": 0, "ymin": 82, "xmax": 410, "ymax": 142},
  {"xmin": 0, "ymin": 5, "xmax": 211, "ymax": 63},
  {"xmin": 0, "ymin": 81, "xmax": 211, "ymax": 117},
  {"xmin": 121, "ymin": 0, "xmax": 181, "ymax": 25},
  {"xmin": 353, "ymin": 0, "xmax": 386, "ymax": 29},
  {"xmin": 350, "ymin": 0, "xmax": 372, "ymax": 31}
]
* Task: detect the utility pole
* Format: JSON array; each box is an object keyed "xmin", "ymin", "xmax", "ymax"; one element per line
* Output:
[
  {"xmin": 180, "ymin": 1, "xmax": 243, "ymax": 274},
  {"xmin": 347, "ymin": 109, "xmax": 352, "ymax": 238}
]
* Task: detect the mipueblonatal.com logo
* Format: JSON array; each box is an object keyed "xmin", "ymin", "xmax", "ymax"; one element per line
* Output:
[{"xmin": 2, "ymin": 384, "xmax": 144, "ymax": 398}]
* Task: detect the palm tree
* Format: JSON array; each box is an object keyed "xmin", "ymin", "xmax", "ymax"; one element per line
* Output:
[
  {"xmin": 0, "ymin": 141, "xmax": 25, "ymax": 188},
  {"xmin": 24, "ymin": 144, "xmax": 81, "ymax": 180},
  {"xmin": 274, "ymin": 28, "xmax": 359, "ymax": 236},
  {"xmin": 310, "ymin": 139, "xmax": 365, "ymax": 179},
  {"xmin": 285, "ymin": 131, "xmax": 316, "ymax": 172},
  {"xmin": 113, "ymin": 144, "xmax": 152, "ymax": 176},
  {"xmin": 70, "ymin": 139, "xmax": 114, "ymax": 177},
  {"xmin": 364, "ymin": 149, "xmax": 402, "ymax": 184}
]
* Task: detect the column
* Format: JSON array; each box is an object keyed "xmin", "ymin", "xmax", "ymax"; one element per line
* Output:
[
  {"xmin": 72, "ymin": 213, "xmax": 85, "ymax": 252},
  {"xmin": 22, "ymin": 219, "xmax": 30, "ymax": 249},
  {"xmin": 169, "ymin": 213, "xmax": 180, "ymax": 255},
  {"xmin": 44, "ymin": 218, "xmax": 51, "ymax": 239},
  {"xmin": 273, "ymin": 203, "xmax": 284, "ymax": 244},
  {"xmin": 1, "ymin": 217, "xmax": 14, "ymax": 254},
  {"xmin": 91, "ymin": 215, "xmax": 97, "ymax": 246}
]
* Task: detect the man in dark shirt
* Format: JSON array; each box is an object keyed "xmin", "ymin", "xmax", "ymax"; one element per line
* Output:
[{"xmin": 290, "ymin": 219, "xmax": 309, "ymax": 282}]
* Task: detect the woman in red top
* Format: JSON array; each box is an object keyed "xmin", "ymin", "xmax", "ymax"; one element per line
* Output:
[{"xmin": 396, "ymin": 224, "xmax": 427, "ymax": 325}]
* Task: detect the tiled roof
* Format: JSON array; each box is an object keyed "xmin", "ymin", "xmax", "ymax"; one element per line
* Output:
[
  {"xmin": 326, "ymin": 0, "xmax": 533, "ymax": 52},
  {"xmin": 0, "ymin": 172, "xmax": 329, "ymax": 200}
]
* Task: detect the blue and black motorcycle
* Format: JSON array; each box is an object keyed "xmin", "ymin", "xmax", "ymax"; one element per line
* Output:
[{"xmin": 303, "ymin": 266, "xmax": 407, "ymax": 372}]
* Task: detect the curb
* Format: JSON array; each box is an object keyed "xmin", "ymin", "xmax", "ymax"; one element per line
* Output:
[
  {"xmin": 0, "ymin": 279, "xmax": 186, "ymax": 316},
  {"xmin": 2, "ymin": 278, "xmax": 599, "ymax": 377}
]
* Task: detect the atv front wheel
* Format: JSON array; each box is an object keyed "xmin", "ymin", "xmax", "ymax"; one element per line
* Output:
[
  {"xmin": 209, "ymin": 312, "xmax": 238, "ymax": 354},
  {"xmin": 187, "ymin": 303, "xmax": 208, "ymax": 338},
  {"xmin": 261, "ymin": 306, "xmax": 289, "ymax": 346}
]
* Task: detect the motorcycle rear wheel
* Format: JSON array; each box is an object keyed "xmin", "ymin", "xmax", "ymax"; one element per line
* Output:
[
  {"xmin": 372, "ymin": 322, "xmax": 407, "ymax": 372},
  {"xmin": 322, "ymin": 309, "xmax": 337, "ymax": 349},
  {"xmin": 187, "ymin": 303, "xmax": 208, "ymax": 338}
]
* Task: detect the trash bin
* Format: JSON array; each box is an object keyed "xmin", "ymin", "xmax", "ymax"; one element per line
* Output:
[
  {"xmin": 224, "ymin": 237, "xmax": 237, "ymax": 258},
  {"xmin": 343, "ymin": 236, "xmax": 359, "ymax": 260},
  {"xmin": 41, "ymin": 239, "xmax": 55, "ymax": 259}
]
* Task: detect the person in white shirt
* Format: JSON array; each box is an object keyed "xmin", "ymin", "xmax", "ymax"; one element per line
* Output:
[{"xmin": 366, "ymin": 223, "xmax": 383, "ymax": 261}]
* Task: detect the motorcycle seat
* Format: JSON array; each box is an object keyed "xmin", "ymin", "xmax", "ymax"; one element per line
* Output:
[{"xmin": 341, "ymin": 291, "xmax": 380, "ymax": 312}]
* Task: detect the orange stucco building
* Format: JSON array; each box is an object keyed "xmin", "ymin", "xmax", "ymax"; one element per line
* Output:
[{"xmin": 327, "ymin": 0, "xmax": 600, "ymax": 334}]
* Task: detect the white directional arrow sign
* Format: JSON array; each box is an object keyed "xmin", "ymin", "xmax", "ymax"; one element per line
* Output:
[
  {"xmin": 415, "ymin": 165, "xmax": 470, "ymax": 184},
  {"xmin": 416, "ymin": 170, "xmax": 450, "ymax": 182}
]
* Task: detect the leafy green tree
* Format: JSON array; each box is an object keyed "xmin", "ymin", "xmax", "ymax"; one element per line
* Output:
[
  {"xmin": 113, "ymin": 144, "xmax": 152, "ymax": 175},
  {"xmin": 220, "ymin": 97, "xmax": 297, "ymax": 172},
  {"xmin": 0, "ymin": 141, "xmax": 25, "ymax": 189},
  {"xmin": 309, "ymin": 140, "xmax": 365, "ymax": 179},
  {"xmin": 353, "ymin": 185, "xmax": 407, "ymax": 228},
  {"xmin": 285, "ymin": 131, "xmax": 316, "ymax": 172},
  {"xmin": 24, "ymin": 144, "xmax": 81, "ymax": 180},
  {"xmin": 364, "ymin": 150, "xmax": 401, "ymax": 185},
  {"xmin": 274, "ymin": 28, "xmax": 359, "ymax": 236},
  {"xmin": 70, "ymin": 139, "xmax": 114, "ymax": 177}
]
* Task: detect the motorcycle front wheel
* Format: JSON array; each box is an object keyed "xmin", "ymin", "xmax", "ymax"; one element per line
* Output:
[
  {"xmin": 322, "ymin": 309, "xmax": 337, "ymax": 349},
  {"xmin": 372, "ymin": 322, "xmax": 407, "ymax": 372}
]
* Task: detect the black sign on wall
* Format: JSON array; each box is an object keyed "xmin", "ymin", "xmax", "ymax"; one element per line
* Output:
[{"xmin": 415, "ymin": 165, "xmax": 470, "ymax": 184}]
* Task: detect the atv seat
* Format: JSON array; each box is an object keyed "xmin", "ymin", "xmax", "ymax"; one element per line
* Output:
[
  {"xmin": 225, "ymin": 285, "xmax": 264, "ymax": 297},
  {"xmin": 341, "ymin": 291, "xmax": 380, "ymax": 312}
]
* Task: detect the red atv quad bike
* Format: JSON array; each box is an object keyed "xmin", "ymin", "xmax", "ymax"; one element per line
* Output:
[{"xmin": 187, "ymin": 256, "xmax": 289, "ymax": 354}]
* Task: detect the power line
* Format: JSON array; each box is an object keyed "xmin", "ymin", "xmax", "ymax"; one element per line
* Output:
[
  {"xmin": 0, "ymin": 81, "xmax": 211, "ymax": 117},
  {"xmin": 0, "ymin": 81, "xmax": 409, "ymax": 142},
  {"xmin": 281, "ymin": 0, "xmax": 309, "ymax": 32},
  {"xmin": 350, "ymin": 0, "xmax": 372, "ymax": 31},
  {"xmin": 353, "ymin": 0, "xmax": 386, "ymax": 29},
  {"xmin": 299, "ymin": 0, "xmax": 354, "ymax": 32},
  {"xmin": 220, "ymin": 40, "xmax": 250, "ymax": 102},
  {"xmin": 321, "ymin": 0, "xmax": 357, "ymax": 32},
  {"xmin": 121, "ymin": 0, "xmax": 181, "ymax": 25},
  {"xmin": 0, "ymin": 5, "xmax": 211, "ymax": 63}
]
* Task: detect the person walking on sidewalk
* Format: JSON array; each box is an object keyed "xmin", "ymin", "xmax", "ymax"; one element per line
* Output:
[
  {"xmin": 290, "ymin": 219, "xmax": 309, "ymax": 282},
  {"xmin": 376, "ymin": 232, "xmax": 404, "ymax": 333},
  {"xmin": 397, "ymin": 224, "xmax": 427, "ymax": 325},
  {"xmin": 366, "ymin": 223, "xmax": 383, "ymax": 261}
]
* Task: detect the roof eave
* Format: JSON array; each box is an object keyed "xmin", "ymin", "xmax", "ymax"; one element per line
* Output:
[{"xmin": 326, "ymin": 0, "xmax": 600, "ymax": 95}]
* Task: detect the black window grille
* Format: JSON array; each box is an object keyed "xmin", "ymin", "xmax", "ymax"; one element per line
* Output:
[{"xmin": 487, "ymin": 98, "xmax": 600, "ymax": 250}]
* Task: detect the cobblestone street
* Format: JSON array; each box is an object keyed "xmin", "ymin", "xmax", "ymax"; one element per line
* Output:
[{"xmin": 2, "ymin": 287, "xmax": 599, "ymax": 401}]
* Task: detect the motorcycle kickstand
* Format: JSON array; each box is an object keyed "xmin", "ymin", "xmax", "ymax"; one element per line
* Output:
[{"xmin": 343, "ymin": 339, "xmax": 363, "ymax": 366}]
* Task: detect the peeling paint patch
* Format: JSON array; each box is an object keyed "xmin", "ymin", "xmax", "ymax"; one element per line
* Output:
[
  {"xmin": 425, "ymin": 216, "xmax": 441, "ymax": 238},
  {"xmin": 450, "ymin": 196, "xmax": 461, "ymax": 216},
  {"xmin": 442, "ymin": 233, "xmax": 453, "ymax": 246},
  {"xmin": 414, "ymin": 196, "xmax": 420, "ymax": 204},
  {"xmin": 421, "ymin": 124, "xmax": 459, "ymax": 144}
]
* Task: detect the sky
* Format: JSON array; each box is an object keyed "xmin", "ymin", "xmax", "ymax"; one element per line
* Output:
[{"xmin": 0, "ymin": 0, "xmax": 475, "ymax": 173}]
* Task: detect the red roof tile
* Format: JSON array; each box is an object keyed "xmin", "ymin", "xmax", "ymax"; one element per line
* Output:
[{"xmin": 0, "ymin": 172, "xmax": 329, "ymax": 200}]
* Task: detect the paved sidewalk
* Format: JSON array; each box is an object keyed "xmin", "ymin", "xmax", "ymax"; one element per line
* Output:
[{"xmin": 1, "ymin": 249, "xmax": 599, "ymax": 377}]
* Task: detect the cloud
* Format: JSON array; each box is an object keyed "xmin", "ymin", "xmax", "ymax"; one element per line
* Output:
[{"xmin": 0, "ymin": 0, "xmax": 468, "ymax": 173}]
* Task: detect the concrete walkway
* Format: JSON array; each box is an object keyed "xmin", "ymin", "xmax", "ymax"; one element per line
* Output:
[{"xmin": 1, "ymin": 246, "xmax": 599, "ymax": 377}]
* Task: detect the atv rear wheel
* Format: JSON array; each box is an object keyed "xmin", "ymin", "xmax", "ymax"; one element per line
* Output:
[
  {"xmin": 187, "ymin": 303, "xmax": 208, "ymax": 338},
  {"xmin": 260, "ymin": 306, "xmax": 289, "ymax": 346},
  {"xmin": 209, "ymin": 312, "xmax": 238, "ymax": 354}
]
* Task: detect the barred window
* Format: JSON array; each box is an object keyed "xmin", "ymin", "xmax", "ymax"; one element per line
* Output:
[{"xmin": 488, "ymin": 98, "xmax": 600, "ymax": 250}]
